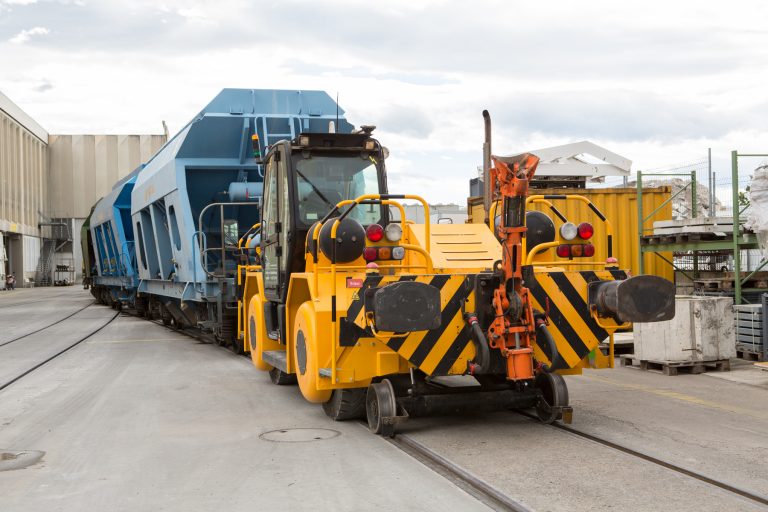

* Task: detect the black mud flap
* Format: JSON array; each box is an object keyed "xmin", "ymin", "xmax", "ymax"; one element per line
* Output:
[
  {"xmin": 366, "ymin": 280, "xmax": 442, "ymax": 332},
  {"xmin": 588, "ymin": 275, "xmax": 675, "ymax": 323}
]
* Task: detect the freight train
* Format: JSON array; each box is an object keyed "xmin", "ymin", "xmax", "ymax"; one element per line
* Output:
[
  {"xmin": 84, "ymin": 89, "xmax": 353, "ymax": 351},
  {"xmin": 84, "ymin": 94, "xmax": 675, "ymax": 436}
]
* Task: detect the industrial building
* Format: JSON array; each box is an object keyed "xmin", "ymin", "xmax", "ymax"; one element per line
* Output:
[{"xmin": 0, "ymin": 91, "xmax": 166, "ymax": 288}]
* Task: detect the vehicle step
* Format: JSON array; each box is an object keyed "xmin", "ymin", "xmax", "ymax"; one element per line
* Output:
[
  {"xmin": 319, "ymin": 368, "xmax": 332, "ymax": 378},
  {"xmin": 262, "ymin": 350, "xmax": 288, "ymax": 372}
]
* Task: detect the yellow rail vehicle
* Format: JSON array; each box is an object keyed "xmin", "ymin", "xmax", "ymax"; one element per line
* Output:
[{"xmin": 239, "ymin": 124, "xmax": 674, "ymax": 436}]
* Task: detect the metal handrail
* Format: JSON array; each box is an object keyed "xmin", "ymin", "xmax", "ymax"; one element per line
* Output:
[
  {"xmin": 506, "ymin": 194, "xmax": 616, "ymax": 265},
  {"xmin": 197, "ymin": 201, "xmax": 261, "ymax": 278},
  {"xmin": 321, "ymin": 193, "xmax": 433, "ymax": 384}
]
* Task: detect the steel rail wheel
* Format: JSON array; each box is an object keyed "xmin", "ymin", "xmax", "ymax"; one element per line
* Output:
[
  {"xmin": 535, "ymin": 372, "xmax": 569, "ymax": 424},
  {"xmin": 366, "ymin": 379, "xmax": 397, "ymax": 437}
]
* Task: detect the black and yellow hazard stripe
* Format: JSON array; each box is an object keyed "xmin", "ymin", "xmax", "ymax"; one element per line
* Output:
[
  {"xmin": 344, "ymin": 274, "xmax": 475, "ymax": 376},
  {"xmin": 529, "ymin": 269, "xmax": 627, "ymax": 370}
]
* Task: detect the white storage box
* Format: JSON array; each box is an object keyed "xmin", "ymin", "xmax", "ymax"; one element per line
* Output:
[{"xmin": 634, "ymin": 296, "xmax": 735, "ymax": 362}]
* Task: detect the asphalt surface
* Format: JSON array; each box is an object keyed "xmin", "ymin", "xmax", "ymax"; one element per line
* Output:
[{"xmin": 1, "ymin": 287, "xmax": 767, "ymax": 511}]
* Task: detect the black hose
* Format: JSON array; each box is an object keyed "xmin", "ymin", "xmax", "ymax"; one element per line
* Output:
[
  {"xmin": 537, "ymin": 322, "xmax": 561, "ymax": 373},
  {"xmin": 464, "ymin": 312, "xmax": 491, "ymax": 374}
]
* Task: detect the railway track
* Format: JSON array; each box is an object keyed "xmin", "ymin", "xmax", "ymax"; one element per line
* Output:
[
  {"xmin": 385, "ymin": 429, "xmax": 532, "ymax": 512},
  {"xmin": 362, "ymin": 408, "xmax": 768, "ymax": 511},
  {"xmin": 0, "ymin": 301, "xmax": 96, "ymax": 347},
  {"xmin": 0, "ymin": 291, "xmax": 79, "ymax": 310},
  {"xmin": 0, "ymin": 306, "xmax": 120, "ymax": 391},
  {"xmin": 0, "ymin": 298, "xmax": 53, "ymax": 309},
  {"xmin": 517, "ymin": 412, "xmax": 768, "ymax": 508}
]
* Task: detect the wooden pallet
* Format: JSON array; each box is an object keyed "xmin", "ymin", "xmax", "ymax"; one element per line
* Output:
[
  {"xmin": 736, "ymin": 349, "xmax": 766, "ymax": 362},
  {"xmin": 619, "ymin": 354, "xmax": 731, "ymax": 376}
]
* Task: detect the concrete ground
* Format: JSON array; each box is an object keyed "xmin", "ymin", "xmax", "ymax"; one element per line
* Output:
[
  {"xmin": 0, "ymin": 287, "xmax": 487, "ymax": 512},
  {"xmin": 400, "ymin": 362, "xmax": 768, "ymax": 512},
  {"xmin": 1, "ymin": 287, "xmax": 767, "ymax": 511}
]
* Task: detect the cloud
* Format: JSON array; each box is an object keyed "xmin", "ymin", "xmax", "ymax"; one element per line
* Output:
[
  {"xmin": 489, "ymin": 90, "xmax": 752, "ymax": 143},
  {"xmin": 283, "ymin": 60, "xmax": 458, "ymax": 87},
  {"xmin": 33, "ymin": 79, "xmax": 52, "ymax": 92},
  {"xmin": 374, "ymin": 105, "xmax": 435, "ymax": 138},
  {"xmin": 2, "ymin": 0, "xmax": 768, "ymax": 204},
  {"xmin": 9, "ymin": 26, "xmax": 48, "ymax": 44}
]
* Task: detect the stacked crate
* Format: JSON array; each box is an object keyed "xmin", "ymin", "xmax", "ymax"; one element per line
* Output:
[{"xmin": 734, "ymin": 295, "xmax": 767, "ymax": 361}]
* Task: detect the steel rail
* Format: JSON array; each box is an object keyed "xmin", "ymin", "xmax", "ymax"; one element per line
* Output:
[
  {"xmin": 0, "ymin": 310, "xmax": 120, "ymax": 392},
  {"xmin": 0, "ymin": 302, "xmax": 95, "ymax": 348},
  {"xmin": 0, "ymin": 298, "xmax": 53, "ymax": 309},
  {"xmin": 385, "ymin": 430, "xmax": 532, "ymax": 512},
  {"xmin": 124, "ymin": 309, "xmax": 219, "ymax": 347},
  {"xmin": 518, "ymin": 412, "xmax": 768, "ymax": 507},
  {"xmin": 0, "ymin": 291, "xmax": 78, "ymax": 309}
]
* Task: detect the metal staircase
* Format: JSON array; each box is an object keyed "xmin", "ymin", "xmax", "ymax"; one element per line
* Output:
[{"xmin": 35, "ymin": 239, "xmax": 55, "ymax": 286}]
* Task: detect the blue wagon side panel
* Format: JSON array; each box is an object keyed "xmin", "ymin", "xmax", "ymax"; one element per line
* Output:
[{"xmin": 130, "ymin": 88, "xmax": 354, "ymax": 303}]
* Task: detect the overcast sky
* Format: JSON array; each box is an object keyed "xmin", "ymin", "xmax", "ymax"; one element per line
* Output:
[{"xmin": 2, "ymin": 0, "xmax": 767, "ymax": 203}]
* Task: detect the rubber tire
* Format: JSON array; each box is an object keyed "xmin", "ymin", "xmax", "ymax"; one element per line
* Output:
[
  {"xmin": 269, "ymin": 367, "xmax": 297, "ymax": 385},
  {"xmin": 323, "ymin": 388, "xmax": 367, "ymax": 421},
  {"xmin": 535, "ymin": 372, "xmax": 569, "ymax": 424},
  {"xmin": 293, "ymin": 302, "xmax": 331, "ymax": 403},
  {"xmin": 366, "ymin": 379, "xmax": 397, "ymax": 437}
]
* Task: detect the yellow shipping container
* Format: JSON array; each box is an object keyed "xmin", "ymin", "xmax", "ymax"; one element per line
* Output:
[{"xmin": 467, "ymin": 187, "xmax": 672, "ymax": 280}]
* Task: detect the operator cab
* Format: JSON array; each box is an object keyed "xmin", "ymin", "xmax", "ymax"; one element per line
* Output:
[{"xmin": 260, "ymin": 130, "xmax": 389, "ymax": 304}]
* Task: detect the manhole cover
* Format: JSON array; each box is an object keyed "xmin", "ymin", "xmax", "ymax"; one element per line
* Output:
[
  {"xmin": 259, "ymin": 428, "xmax": 341, "ymax": 443},
  {"xmin": 0, "ymin": 450, "xmax": 45, "ymax": 472}
]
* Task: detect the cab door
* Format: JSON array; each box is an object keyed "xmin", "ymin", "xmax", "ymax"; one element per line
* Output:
[{"xmin": 261, "ymin": 144, "xmax": 290, "ymax": 302}]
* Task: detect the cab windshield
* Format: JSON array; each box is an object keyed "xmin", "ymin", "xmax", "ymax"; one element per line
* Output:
[{"xmin": 292, "ymin": 153, "xmax": 385, "ymax": 227}]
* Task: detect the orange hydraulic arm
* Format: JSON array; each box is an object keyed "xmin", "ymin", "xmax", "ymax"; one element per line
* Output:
[{"xmin": 488, "ymin": 153, "xmax": 540, "ymax": 381}]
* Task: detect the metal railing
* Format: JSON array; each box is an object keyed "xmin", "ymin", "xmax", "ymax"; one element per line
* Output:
[{"xmin": 196, "ymin": 201, "xmax": 261, "ymax": 279}]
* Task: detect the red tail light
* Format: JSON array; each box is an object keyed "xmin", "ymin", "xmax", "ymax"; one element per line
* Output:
[
  {"xmin": 577, "ymin": 222, "xmax": 594, "ymax": 240},
  {"xmin": 556, "ymin": 244, "xmax": 595, "ymax": 258},
  {"xmin": 363, "ymin": 247, "xmax": 378, "ymax": 262},
  {"xmin": 556, "ymin": 245, "xmax": 571, "ymax": 258},
  {"xmin": 366, "ymin": 224, "xmax": 384, "ymax": 242}
]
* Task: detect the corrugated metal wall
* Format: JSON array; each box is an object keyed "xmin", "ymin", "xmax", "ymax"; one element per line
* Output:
[
  {"xmin": 48, "ymin": 134, "xmax": 166, "ymax": 219},
  {"xmin": 0, "ymin": 109, "xmax": 48, "ymax": 236},
  {"xmin": 467, "ymin": 187, "xmax": 673, "ymax": 280}
]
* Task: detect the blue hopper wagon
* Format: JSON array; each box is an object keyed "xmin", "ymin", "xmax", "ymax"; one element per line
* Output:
[{"xmin": 86, "ymin": 88, "xmax": 353, "ymax": 351}]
